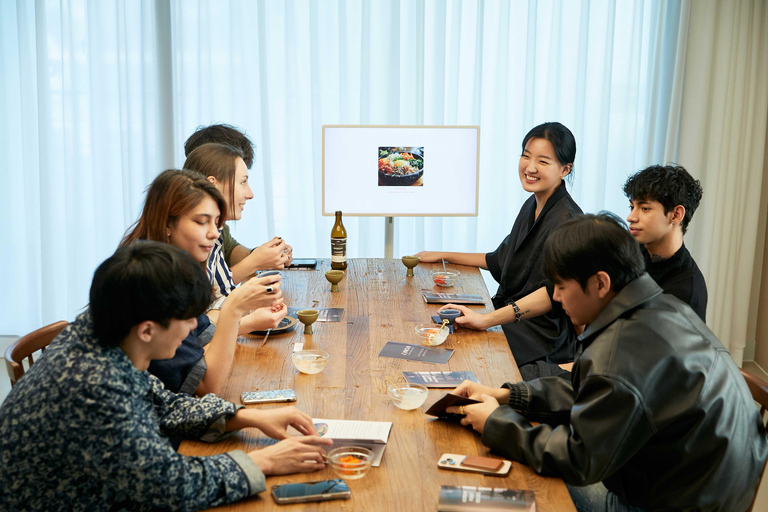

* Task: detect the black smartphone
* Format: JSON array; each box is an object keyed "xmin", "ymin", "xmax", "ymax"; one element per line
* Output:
[
  {"xmin": 285, "ymin": 258, "xmax": 317, "ymax": 269},
  {"xmin": 271, "ymin": 479, "xmax": 351, "ymax": 504}
]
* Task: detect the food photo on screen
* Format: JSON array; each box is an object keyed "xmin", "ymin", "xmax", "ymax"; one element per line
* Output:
[{"xmin": 377, "ymin": 146, "xmax": 424, "ymax": 186}]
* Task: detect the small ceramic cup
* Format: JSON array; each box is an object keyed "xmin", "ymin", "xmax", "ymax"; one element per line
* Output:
[
  {"xmin": 325, "ymin": 270, "xmax": 344, "ymax": 292},
  {"xmin": 296, "ymin": 309, "xmax": 319, "ymax": 334},
  {"xmin": 401, "ymin": 256, "xmax": 420, "ymax": 277}
]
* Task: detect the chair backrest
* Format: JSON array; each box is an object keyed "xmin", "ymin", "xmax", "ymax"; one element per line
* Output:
[
  {"xmin": 741, "ymin": 368, "xmax": 768, "ymax": 512},
  {"xmin": 5, "ymin": 321, "xmax": 68, "ymax": 387}
]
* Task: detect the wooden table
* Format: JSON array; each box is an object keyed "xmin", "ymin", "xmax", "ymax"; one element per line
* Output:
[{"xmin": 180, "ymin": 258, "xmax": 576, "ymax": 511}]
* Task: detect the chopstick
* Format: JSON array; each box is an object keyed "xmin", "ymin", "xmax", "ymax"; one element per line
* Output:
[{"xmin": 261, "ymin": 328, "xmax": 272, "ymax": 347}]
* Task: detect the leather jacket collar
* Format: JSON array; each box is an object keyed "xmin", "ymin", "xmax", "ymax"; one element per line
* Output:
[{"xmin": 578, "ymin": 273, "xmax": 663, "ymax": 345}]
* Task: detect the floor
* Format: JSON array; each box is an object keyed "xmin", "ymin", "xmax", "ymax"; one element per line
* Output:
[{"xmin": 1, "ymin": 345, "xmax": 767, "ymax": 509}]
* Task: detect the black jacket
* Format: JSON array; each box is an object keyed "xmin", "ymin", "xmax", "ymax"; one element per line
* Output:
[
  {"xmin": 485, "ymin": 182, "xmax": 582, "ymax": 365},
  {"xmin": 482, "ymin": 274, "xmax": 768, "ymax": 511}
]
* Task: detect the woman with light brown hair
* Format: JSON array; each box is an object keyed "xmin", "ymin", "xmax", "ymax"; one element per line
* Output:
[{"xmin": 120, "ymin": 169, "xmax": 285, "ymax": 396}]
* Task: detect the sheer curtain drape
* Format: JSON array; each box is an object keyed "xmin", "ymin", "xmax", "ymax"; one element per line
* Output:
[
  {"xmin": 677, "ymin": 0, "xmax": 768, "ymax": 365},
  {"xmin": 5, "ymin": 1, "xmax": 764, "ymax": 366},
  {"xmin": 171, "ymin": 0, "xmax": 686, "ymax": 281},
  {"xmin": 0, "ymin": 0, "xmax": 173, "ymax": 334}
]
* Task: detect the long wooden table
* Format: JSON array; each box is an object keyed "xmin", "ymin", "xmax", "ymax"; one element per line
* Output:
[{"xmin": 180, "ymin": 258, "xmax": 576, "ymax": 511}]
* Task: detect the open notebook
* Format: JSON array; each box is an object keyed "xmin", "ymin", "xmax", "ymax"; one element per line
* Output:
[{"xmin": 313, "ymin": 419, "xmax": 393, "ymax": 467}]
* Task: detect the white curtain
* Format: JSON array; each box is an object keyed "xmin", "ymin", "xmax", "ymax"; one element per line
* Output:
[
  {"xmin": 0, "ymin": 0, "xmax": 173, "ymax": 334},
  {"xmin": 677, "ymin": 0, "xmax": 768, "ymax": 365},
  {"xmin": 7, "ymin": 0, "xmax": 760, "ymax": 348},
  {"xmin": 171, "ymin": 0, "xmax": 688, "ymax": 285}
]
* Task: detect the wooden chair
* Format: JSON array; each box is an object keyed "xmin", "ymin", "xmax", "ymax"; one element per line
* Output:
[
  {"xmin": 741, "ymin": 368, "xmax": 768, "ymax": 512},
  {"xmin": 5, "ymin": 321, "xmax": 68, "ymax": 387}
]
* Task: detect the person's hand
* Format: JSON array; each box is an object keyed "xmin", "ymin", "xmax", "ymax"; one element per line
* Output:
[
  {"xmin": 439, "ymin": 304, "xmax": 489, "ymax": 330},
  {"xmin": 248, "ymin": 436, "xmax": 333, "ymax": 475},
  {"xmin": 452, "ymin": 380, "xmax": 509, "ymax": 404},
  {"xmin": 249, "ymin": 405, "xmax": 318, "ymax": 440},
  {"xmin": 446, "ymin": 394, "xmax": 500, "ymax": 434},
  {"xmin": 248, "ymin": 237, "xmax": 291, "ymax": 270},
  {"xmin": 283, "ymin": 243, "xmax": 293, "ymax": 266},
  {"xmin": 412, "ymin": 251, "xmax": 443, "ymax": 263},
  {"xmin": 227, "ymin": 274, "xmax": 283, "ymax": 314},
  {"xmin": 243, "ymin": 301, "xmax": 288, "ymax": 330}
]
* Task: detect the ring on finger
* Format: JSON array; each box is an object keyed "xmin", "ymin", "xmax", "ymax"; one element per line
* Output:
[
  {"xmin": 266, "ymin": 286, "xmax": 275, "ymax": 294},
  {"xmin": 459, "ymin": 405, "xmax": 465, "ymax": 415}
]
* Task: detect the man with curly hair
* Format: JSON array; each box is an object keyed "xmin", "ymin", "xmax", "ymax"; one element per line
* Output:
[{"xmin": 623, "ymin": 164, "xmax": 707, "ymax": 321}]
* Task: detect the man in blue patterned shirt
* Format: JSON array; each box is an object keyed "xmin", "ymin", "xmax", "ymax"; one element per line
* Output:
[{"xmin": 0, "ymin": 242, "xmax": 331, "ymax": 511}]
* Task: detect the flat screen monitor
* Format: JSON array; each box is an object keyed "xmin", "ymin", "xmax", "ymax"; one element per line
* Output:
[{"xmin": 322, "ymin": 125, "xmax": 480, "ymax": 216}]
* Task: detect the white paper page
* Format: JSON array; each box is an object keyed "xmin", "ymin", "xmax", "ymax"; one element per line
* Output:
[{"xmin": 312, "ymin": 419, "xmax": 392, "ymax": 444}]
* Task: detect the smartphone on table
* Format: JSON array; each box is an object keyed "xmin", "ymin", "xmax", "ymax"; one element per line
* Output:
[
  {"xmin": 271, "ymin": 479, "xmax": 351, "ymax": 504},
  {"xmin": 438, "ymin": 453, "xmax": 512, "ymax": 476},
  {"xmin": 241, "ymin": 389, "xmax": 297, "ymax": 404}
]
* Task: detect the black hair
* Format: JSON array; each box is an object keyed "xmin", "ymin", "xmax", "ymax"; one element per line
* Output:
[
  {"xmin": 522, "ymin": 122, "xmax": 577, "ymax": 184},
  {"xmin": 90, "ymin": 242, "xmax": 212, "ymax": 347},
  {"xmin": 543, "ymin": 212, "xmax": 645, "ymax": 292},
  {"xmin": 623, "ymin": 164, "xmax": 703, "ymax": 234},
  {"xmin": 184, "ymin": 124, "xmax": 255, "ymax": 169}
]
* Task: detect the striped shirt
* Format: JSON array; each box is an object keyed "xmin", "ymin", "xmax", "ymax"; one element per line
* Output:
[{"xmin": 207, "ymin": 230, "xmax": 236, "ymax": 309}]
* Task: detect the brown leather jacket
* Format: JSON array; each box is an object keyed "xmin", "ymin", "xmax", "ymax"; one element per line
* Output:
[{"xmin": 482, "ymin": 274, "xmax": 768, "ymax": 511}]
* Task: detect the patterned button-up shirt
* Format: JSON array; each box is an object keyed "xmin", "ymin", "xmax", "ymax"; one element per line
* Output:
[{"xmin": 0, "ymin": 312, "xmax": 265, "ymax": 511}]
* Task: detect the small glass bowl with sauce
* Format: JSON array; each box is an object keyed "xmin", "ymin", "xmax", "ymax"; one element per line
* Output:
[
  {"xmin": 430, "ymin": 269, "xmax": 460, "ymax": 287},
  {"xmin": 328, "ymin": 446, "xmax": 375, "ymax": 480}
]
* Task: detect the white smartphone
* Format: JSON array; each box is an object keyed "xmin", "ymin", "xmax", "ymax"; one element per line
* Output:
[
  {"xmin": 272, "ymin": 479, "xmax": 351, "ymax": 504},
  {"xmin": 241, "ymin": 389, "xmax": 297, "ymax": 404},
  {"xmin": 438, "ymin": 453, "xmax": 512, "ymax": 476}
]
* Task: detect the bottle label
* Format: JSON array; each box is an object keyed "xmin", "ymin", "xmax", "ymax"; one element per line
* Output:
[{"xmin": 331, "ymin": 238, "xmax": 347, "ymax": 262}]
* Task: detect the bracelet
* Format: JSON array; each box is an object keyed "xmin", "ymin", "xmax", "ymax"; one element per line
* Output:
[{"xmin": 510, "ymin": 301, "xmax": 522, "ymax": 323}]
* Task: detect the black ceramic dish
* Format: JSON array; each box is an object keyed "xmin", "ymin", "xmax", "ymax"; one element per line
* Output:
[{"xmin": 378, "ymin": 153, "xmax": 424, "ymax": 186}]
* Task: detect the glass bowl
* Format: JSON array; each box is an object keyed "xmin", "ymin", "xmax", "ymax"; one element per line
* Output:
[
  {"xmin": 414, "ymin": 323, "xmax": 447, "ymax": 347},
  {"xmin": 327, "ymin": 445, "xmax": 375, "ymax": 480},
  {"xmin": 292, "ymin": 350, "xmax": 329, "ymax": 374},
  {"xmin": 430, "ymin": 269, "xmax": 460, "ymax": 287},
  {"xmin": 387, "ymin": 382, "xmax": 428, "ymax": 410}
]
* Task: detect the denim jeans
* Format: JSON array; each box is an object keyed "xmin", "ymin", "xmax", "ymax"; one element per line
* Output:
[{"xmin": 566, "ymin": 483, "xmax": 647, "ymax": 512}]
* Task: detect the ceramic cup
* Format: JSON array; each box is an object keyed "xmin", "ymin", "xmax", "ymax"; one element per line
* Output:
[
  {"xmin": 325, "ymin": 270, "xmax": 344, "ymax": 292},
  {"xmin": 401, "ymin": 256, "xmax": 420, "ymax": 277},
  {"xmin": 296, "ymin": 309, "xmax": 319, "ymax": 334}
]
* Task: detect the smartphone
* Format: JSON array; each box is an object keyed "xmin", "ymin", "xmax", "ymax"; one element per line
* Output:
[
  {"xmin": 286, "ymin": 258, "xmax": 317, "ymax": 269},
  {"xmin": 438, "ymin": 453, "xmax": 512, "ymax": 476},
  {"xmin": 271, "ymin": 479, "xmax": 351, "ymax": 504},
  {"xmin": 241, "ymin": 389, "xmax": 297, "ymax": 404}
]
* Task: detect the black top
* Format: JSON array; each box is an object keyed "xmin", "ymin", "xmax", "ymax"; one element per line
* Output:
[
  {"xmin": 148, "ymin": 313, "xmax": 214, "ymax": 394},
  {"xmin": 485, "ymin": 182, "xmax": 582, "ymax": 366},
  {"xmin": 642, "ymin": 244, "xmax": 707, "ymax": 322}
]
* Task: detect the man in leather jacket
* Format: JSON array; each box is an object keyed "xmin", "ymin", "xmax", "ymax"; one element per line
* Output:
[{"xmin": 449, "ymin": 213, "xmax": 768, "ymax": 511}]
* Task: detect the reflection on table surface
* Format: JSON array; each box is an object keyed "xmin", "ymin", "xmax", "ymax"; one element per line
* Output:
[{"xmin": 180, "ymin": 258, "xmax": 576, "ymax": 511}]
